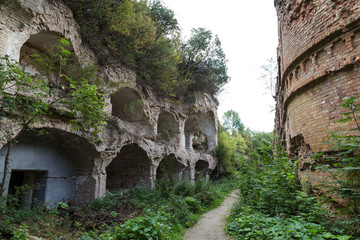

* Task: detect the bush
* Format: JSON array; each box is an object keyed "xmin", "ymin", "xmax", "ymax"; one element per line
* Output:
[
  {"xmin": 63, "ymin": 0, "xmax": 229, "ymax": 98},
  {"xmin": 121, "ymin": 209, "xmax": 171, "ymax": 240},
  {"xmin": 227, "ymin": 209, "xmax": 351, "ymax": 240},
  {"xmin": 227, "ymin": 144, "xmax": 352, "ymax": 239}
]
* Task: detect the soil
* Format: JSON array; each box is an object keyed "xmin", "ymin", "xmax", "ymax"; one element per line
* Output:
[{"xmin": 183, "ymin": 190, "xmax": 239, "ymax": 240}]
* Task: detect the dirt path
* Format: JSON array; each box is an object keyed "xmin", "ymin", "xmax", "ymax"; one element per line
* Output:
[{"xmin": 182, "ymin": 190, "xmax": 239, "ymax": 240}]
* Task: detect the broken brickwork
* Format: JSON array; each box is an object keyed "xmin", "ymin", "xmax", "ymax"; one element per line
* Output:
[{"xmin": 274, "ymin": 0, "xmax": 360, "ymax": 189}]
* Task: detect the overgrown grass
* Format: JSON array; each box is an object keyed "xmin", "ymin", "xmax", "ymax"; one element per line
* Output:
[
  {"xmin": 0, "ymin": 177, "xmax": 235, "ymax": 239},
  {"xmin": 226, "ymin": 145, "xmax": 353, "ymax": 240}
]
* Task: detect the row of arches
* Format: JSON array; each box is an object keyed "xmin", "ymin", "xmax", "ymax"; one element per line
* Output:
[
  {"xmin": 19, "ymin": 32, "xmax": 217, "ymax": 154},
  {"xmin": 110, "ymin": 86, "xmax": 216, "ymax": 153},
  {"xmin": 1, "ymin": 26, "xmax": 216, "ymax": 206},
  {"xmin": 0, "ymin": 129, "xmax": 210, "ymax": 206}
]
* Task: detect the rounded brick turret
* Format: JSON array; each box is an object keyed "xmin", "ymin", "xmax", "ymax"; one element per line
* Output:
[{"xmin": 275, "ymin": 0, "xmax": 360, "ymax": 185}]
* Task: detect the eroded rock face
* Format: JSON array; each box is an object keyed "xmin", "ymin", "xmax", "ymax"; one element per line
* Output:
[
  {"xmin": 0, "ymin": 0, "xmax": 218, "ymax": 204},
  {"xmin": 274, "ymin": 0, "xmax": 360, "ymax": 198}
]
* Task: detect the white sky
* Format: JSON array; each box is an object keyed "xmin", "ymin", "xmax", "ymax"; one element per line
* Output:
[{"xmin": 164, "ymin": 0, "xmax": 278, "ymax": 132}]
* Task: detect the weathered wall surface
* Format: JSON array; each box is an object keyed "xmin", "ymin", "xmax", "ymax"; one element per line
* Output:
[
  {"xmin": 0, "ymin": 134, "xmax": 76, "ymax": 205},
  {"xmin": 0, "ymin": 0, "xmax": 218, "ymax": 204},
  {"xmin": 274, "ymin": 0, "xmax": 360, "ymax": 188}
]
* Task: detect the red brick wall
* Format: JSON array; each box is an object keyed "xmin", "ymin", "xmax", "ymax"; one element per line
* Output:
[
  {"xmin": 276, "ymin": 0, "xmax": 360, "ymax": 75},
  {"xmin": 287, "ymin": 68, "xmax": 360, "ymax": 152},
  {"xmin": 275, "ymin": 0, "xmax": 360, "ymax": 154}
]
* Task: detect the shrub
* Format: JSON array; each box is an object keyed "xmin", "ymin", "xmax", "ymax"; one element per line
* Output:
[
  {"xmin": 185, "ymin": 197, "xmax": 201, "ymax": 213},
  {"xmin": 63, "ymin": 0, "xmax": 229, "ymax": 98},
  {"xmin": 9, "ymin": 224, "xmax": 30, "ymax": 240},
  {"xmin": 227, "ymin": 143, "xmax": 352, "ymax": 239},
  {"xmin": 227, "ymin": 209, "xmax": 351, "ymax": 240},
  {"xmin": 121, "ymin": 209, "xmax": 171, "ymax": 240}
]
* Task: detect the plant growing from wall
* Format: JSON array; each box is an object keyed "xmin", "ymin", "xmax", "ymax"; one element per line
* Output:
[
  {"xmin": 123, "ymin": 99, "xmax": 144, "ymax": 121},
  {"xmin": 314, "ymin": 96, "xmax": 360, "ymax": 236},
  {"xmin": 63, "ymin": 0, "xmax": 230, "ymax": 99},
  {"xmin": 158, "ymin": 117, "xmax": 177, "ymax": 139},
  {"xmin": 178, "ymin": 28, "xmax": 229, "ymax": 95},
  {"xmin": 227, "ymin": 143, "xmax": 352, "ymax": 239},
  {"xmin": 0, "ymin": 38, "xmax": 107, "ymax": 195}
]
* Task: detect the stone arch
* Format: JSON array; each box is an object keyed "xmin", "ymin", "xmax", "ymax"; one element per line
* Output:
[
  {"xmin": 157, "ymin": 111, "xmax": 180, "ymax": 142},
  {"xmin": 195, "ymin": 160, "xmax": 209, "ymax": 179},
  {"xmin": 111, "ymin": 88, "xmax": 146, "ymax": 122},
  {"xmin": 106, "ymin": 144, "xmax": 151, "ymax": 192},
  {"xmin": 156, "ymin": 154, "xmax": 185, "ymax": 180},
  {"xmin": 185, "ymin": 111, "xmax": 217, "ymax": 153},
  {"xmin": 0, "ymin": 0, "xmax": 85, "ymax": 61},
  {"xmin": 19, "ymin": 31, "xmax": 73, "ymax": 74},
  {"xmin": 19, "ymin": 31, "xmax": 78, "ymax": 87},
  {"xmin": 0, "ymin": 128, "xmax": 100, "ymax": 205},
  {"xmin": 182, "ymin": 166, "xmax": 191, "ymax": 180}
]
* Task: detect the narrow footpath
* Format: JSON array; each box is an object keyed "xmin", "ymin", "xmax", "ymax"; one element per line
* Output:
[{"xmin": 183, "ymin": 191, "xmax": 239, "ymax": 240}]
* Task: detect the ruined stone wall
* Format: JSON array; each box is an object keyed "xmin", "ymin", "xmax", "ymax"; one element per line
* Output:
[
  {"xmin": 0, "ymin": 0, "xmax": 218, "ymax": 204},
  {"xmin": 274, "ymin": 0, "xmax": 360, "ymax": 187}
]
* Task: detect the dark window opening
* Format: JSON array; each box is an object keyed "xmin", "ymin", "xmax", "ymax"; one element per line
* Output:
[{"xmin": 8, "ymin": 170, "xmax": 47, "ymax": 208}]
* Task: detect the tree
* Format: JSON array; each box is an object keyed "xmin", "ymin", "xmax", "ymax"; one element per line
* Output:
[
  {"xmin": 149, "ymin": 0, "xmax": 179, "ymax": 38},
  {"xmin": 63, "ymin": 1, "xmax": 230, "ymax": 98},
  {"xmin": 215, "ymin": 110, "xmax": 274, "ymax": 177},
  {"xmin": 179, "ymin": 28, "xmax": 230, "ymax": 94},
  {"xmin": 0, "ymin": 39, "xmax": 107, "ymax": 194},
  {"xmin": 222, "ymin": 110, "xmax": 245, "ymax": 134},
  {"xmin": 259, "ymin": 58, "xmax": 277, "ymax": 98}
]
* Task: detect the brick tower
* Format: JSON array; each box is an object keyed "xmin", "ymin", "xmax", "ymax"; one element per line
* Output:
[{"xmin": 274, "ymin": 0, "xmax": 360, "ymax": 185}]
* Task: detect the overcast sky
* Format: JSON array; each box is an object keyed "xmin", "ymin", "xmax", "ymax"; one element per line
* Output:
[{"xmin": 164, "ymin": 0, "xmax": 278, "ymax": 132}]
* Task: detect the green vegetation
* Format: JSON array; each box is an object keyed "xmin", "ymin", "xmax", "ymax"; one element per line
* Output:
[
  {"xmin": 0, "ymin": 178, "xmax": 234, "ymax": 239},
  {"xmin": 220, "ymin": 102, "xmax": 360, "ymax": 239},
  {"xmin": 313, "ymin": 96, "xmax": 360, "ymax": 236},
  {"xmin": 214, "ymin": 110, "xmax": 273, "ymax": 177},
  {"xmin": 2, "ymin": 1, "xmax": 359, "ymax": 239},
  {"xmin": 0, "ymin": 38, "xmax": 107, "ymax": 194},
  {"xmin": 63, "ymin": 0, "xmax": 229, "ymax": 99},
  {"xmin": 226, "ymin": 144, "xmax": 351, "ymax": 239}
]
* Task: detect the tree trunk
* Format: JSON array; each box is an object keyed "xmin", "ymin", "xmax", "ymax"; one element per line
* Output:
[{"xmin": 0, "ymin": 143, "xmax": 11, "ymax": 195}]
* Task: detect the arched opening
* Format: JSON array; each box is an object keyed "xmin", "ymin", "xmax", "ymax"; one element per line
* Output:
[
  {"xmin": 20, "ymin": 31, "xmax": 64, "ymax": 75},
  {"xmin": 156, "ymin": 154, "xmax": 184, "ymax": 180},
  {"xmin": 157, "ymin": 111, "xmax": 179, "ymax": 142},
  {"xmin": 19, "ymin": 31, "xmax": 80, "ymax": 88},
  {"xmin": 195, "ymin": 160, "xmax": 209, "ymax": 179},
  {"xmin": 111, "ymin": 88, "xmax": 145, "ymax": 122},
  {"xmin": 185, "ymin": 111, "xmax": 216, "ymax": 153},
  {"xmin": 0, "ymin": 128, "xmax": 99, "ymax": 205},
  {"xmin": 106, "ymin": 144, "xmax": 150, "ymax": 192},
  {"xmin": 182, "ymin": 166, "xmax": 191, "ymax": 180}
]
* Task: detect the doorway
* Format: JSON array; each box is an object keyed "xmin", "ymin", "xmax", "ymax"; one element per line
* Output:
[{"xmin": 8, "ymin": 170, "xmax": 47, "ymax": 207}]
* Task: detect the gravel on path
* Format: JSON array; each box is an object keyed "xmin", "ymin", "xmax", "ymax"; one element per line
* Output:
[{"xmin": 182, "ymin": 190, "xmax": 239, "ymax": 240}]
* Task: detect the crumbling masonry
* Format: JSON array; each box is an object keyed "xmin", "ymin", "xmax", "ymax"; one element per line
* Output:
[
  {"xmin": 0, "ymin": 0, "xmax": 218, "ymax": 205},
  {"xmin": 274, "ymin": 0, "xmax": 360, "ymax": 192}
]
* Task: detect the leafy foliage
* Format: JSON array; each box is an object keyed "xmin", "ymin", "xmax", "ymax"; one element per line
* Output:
[
  {"xmin": 63, "ymin": 0, "xmax": 229, "ymax": 98},
  {"xmin": 223, "ymin": 110, "xmax": 245, "ymax": 134},
  {"xmin": 226, "ymin": 144, "xmax": 352, "ymax": 239},
  {"xmin": 313, "ymin": 96, "xmax": 360, "ymax": 236},
  {"xmin": 1, "ymin": 176, "xmax": 234, "ymax": 239},
  {"xmin": 228, "ymin": 211, "xmax": 350, "ymax": 240},
  {"xmin": 149, "ymin": 0, "xmax": 179, "ymax": 38},
  {"xmin": 0, "ymin": 56, "xmax": 49, "ymax": 123},
  {"xmin": 179, "ymin": 28, "xmax": 229, "ymax": 94},
  {"xmin": 258, "ymin": 57, "xmax": 277, "ymax": 98},
  {"xmin": 0, "ymin": 38, "xmax": 107, "ymax": 193},
  {"xmin": 214, "ymin": 110, "xmax": 273, "ymax": 177}
]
